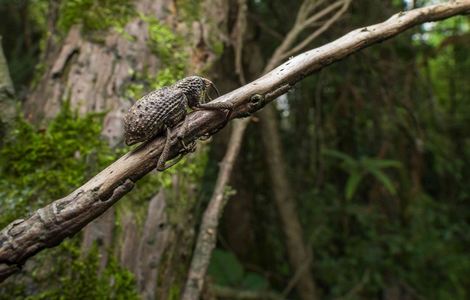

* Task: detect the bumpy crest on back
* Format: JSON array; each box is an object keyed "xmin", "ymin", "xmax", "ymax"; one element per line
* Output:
[
  {"xmin": 174, "ymin": 76, "xmax": 220, "ymax": 106},
  {"xmin": 123, "ymin": 87, "xmax": 185, "ymax": 145},
  {"xmin": 123, "ymin": 76, "xmax": 220, "ymax": 146}
]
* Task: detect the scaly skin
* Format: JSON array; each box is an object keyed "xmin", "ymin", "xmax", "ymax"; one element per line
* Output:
[{"xmin": 124, "ymin": 76, "xmax": 232, "ymax": 170}]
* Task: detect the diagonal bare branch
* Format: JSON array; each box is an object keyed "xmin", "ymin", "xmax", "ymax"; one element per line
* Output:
[
  {"xmin": 283, "ymin": 0, "xmax": 352, "ymax": 60},
  {"xmin": 303, "ymin": 0, "xmax": 345, "ymax": 28},
  {"xmin": 1, "ymin": 0, "xmax": 469, "ymax": 283}
]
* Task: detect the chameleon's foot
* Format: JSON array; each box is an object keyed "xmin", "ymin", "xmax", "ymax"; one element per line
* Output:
[
  {"xmin": 199, "ymin": 135, "xmax": 213, "ymax": 143},
  {"xmin": 156, "ymin": 139, "xmax": 196, "ymax": 172},
  {"xmin": 156, "ymin": 154, "xmax": 184, "ymax": 171},
  {"xmin": 199, "ymin": 133, "xmax": 211, "ymax": 141},
  {"xmin": 182, "ymin": 139, "xmax": 197, "ymax": 153},
  {"xmin": 177, "ymin": 135, "xmax": 196, "ymax": 152}
]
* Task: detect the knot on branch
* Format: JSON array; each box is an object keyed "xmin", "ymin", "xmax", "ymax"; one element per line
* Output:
[{"xmin": 249, "ymin": 93, "xmax": 265, "ymax": 111}]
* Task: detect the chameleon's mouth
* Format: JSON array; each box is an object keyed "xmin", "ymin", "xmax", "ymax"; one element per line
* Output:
[{"xmin": 203, "ymin": 79, "xmax": 220, "ymax": 98}]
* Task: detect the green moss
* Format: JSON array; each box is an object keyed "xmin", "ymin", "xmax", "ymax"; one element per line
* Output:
[
  {"xmin": 168, "ymin": 285, "xmax": 181, "ymax": 300},
  {"xmin": 212, "ymin": 41, "xmax": 225, "ymax": 57},
  {"xmin": 176, "ymin": 0, "xmax": 201, "ymax": 23},
  {"xmin": 37, "ymin": 243, "xmax": 138, "ymax": 300},
  {"xmin": 0, "ymin": 238, "xmax": 139, "ymax": 300},
  {"xmin": 144, "ymin": 16, "xmax": 188, "ymax": 88},
  {"xmin": 122, "ymin": 16, "xmax": 190, "ymax": 99},
  {"xmin": 58, "ymin": 0, "xmax": 135, "ymax": 34},
  {"xmin": 146, "ymin": 16, "xmax": 185, "ymax": 63},
  {"xmin": 0, "ymin": 102, "xmax": 121, "ymax": 228},
  {"xmin": 154, "ymin": 67, "xmax": 185, "ymax": 89}
]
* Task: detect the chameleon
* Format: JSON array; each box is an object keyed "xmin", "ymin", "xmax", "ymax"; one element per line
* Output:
[{"xmin": 123, "ymin": 76, "xmax": 233, "ymax": 171}]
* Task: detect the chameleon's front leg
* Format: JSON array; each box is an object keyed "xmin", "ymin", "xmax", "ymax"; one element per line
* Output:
[{"xmin": 192, "ymin": 99, "xmax": 234, "ymax": 139}]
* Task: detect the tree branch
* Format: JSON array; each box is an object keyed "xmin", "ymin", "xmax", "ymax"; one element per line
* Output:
[
  {"xmin": 1, "ymin": 0, "xmax": 469, "ymax": 282},
  {"xmin": 282, "ymin": 0, "xmax": 352, "ymax": 60}
]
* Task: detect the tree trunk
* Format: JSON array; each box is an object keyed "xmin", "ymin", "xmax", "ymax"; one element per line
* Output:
[
  {"xmin": 259, "ymin": 106, "xmax": 318, "ymax": 300},
  {"xmin": 0, "ymin": 36, "xmax": 17, "ymax": 142},
  {"xmin": 21, "ymin": 0, "xmax": 231, "ymax": 295},
  {"xmin": 137, "ymin": 190, "xmax": 170, "ymax": 300},
  {"xmin": 119, "ymin": 209, "xmax": 139, "ymax": 273}
]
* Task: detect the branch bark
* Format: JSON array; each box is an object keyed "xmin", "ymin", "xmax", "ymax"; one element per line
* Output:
[{"xmin": 1, "ymin": 1, "xmax": 469, "ymax": 282}]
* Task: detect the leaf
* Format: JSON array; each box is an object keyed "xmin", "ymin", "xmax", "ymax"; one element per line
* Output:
[
  {"xmin": 363, "ymin": 158, "xmax": 402, "ymax": 169},
  {"xmin": 323, "ymin": 149, "xmax": 357, "ymax": 169},
  {"xmin": 345, "ymin": 170, "xmax": 364, "ymax": 200},
  {"xmin": 241, "ymin": 273, "xmax": 269, "ymax": 291},
  {"xmin": 368, "ymin": 168, "xmax": 397, "ymax": 195},
  {"xmin": 208, "ymin": 249, "xmax": 244, "ymax": 286}
]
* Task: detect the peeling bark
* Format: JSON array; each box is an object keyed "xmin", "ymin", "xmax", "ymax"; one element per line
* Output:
[
  {"xmin": 24, "ymin": 1, "xmax": 166, "ymax": 123},
  {"xmin": 119, "ymin": 210, "xmax": 139, "ymax": 273},
  {"xmin": 80, "ymin": 207, "xmax": 115, "ymax": 271},
  {"xmin": 137, "ymin": 190, "xmax": 170, "ymax": 300}
]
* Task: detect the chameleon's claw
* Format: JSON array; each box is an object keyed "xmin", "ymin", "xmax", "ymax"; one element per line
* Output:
[
  {"xmin": 199, "ymin": 133, "xmax": 212, "ymax": 141},
  {"xmin": 181, "ymin": 140, "xmax": 197, "ymax": 153},
  {"xmin": 178, "ymin": 135, "xmax": 196, "ymax": 152},
  {"xmin": 157, "ymin": 139, "xmax": 197, "ymax": 172}
]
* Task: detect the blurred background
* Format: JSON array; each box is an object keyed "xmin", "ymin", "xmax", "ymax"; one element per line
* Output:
[{"xmin": 0, "ymin": 0, "xmax": 469, "ymax": 299}]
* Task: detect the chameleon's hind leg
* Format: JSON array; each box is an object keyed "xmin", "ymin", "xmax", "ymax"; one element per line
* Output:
[
  {"xmin": 157, "ymin": 126, "xmax": 196, "ymax": 171},
  {"xmin": 176, "ymin": 114, "xmax": 196, "ymax": 151},
  {"xmin": 156, "ymin": 127, "xmax": 173, "ymax": 171}
]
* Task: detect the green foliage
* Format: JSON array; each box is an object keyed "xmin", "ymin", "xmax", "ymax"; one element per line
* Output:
[
  {"xmin": 53, "ymin": 247, "xmax": 139, "ymax": 300},
  {"xmin": 145, "ymin": 16, "xmax": 188, "ymax": 88},
  {"xmin": 58, "ymin": 0, "xmax": 135, "ymax": 33},
  {"xmin": 0, "ymin": 0, "xmax": 48, "ymax": 90},
  {"xmin": 0, "ymin": 240, "xmax": 140, "ymax": 300},
  {"xmin": 0, "ymin": 103, "xmax": 120, "ymax": 228},
  {"xmin": 0, "ymin": 97, "xmax": 206, "ymax": 300},
  {"xmin": 175, "ymin": 0, "xmax": 201, "ymax": 23},
  {"xmin": 123, "ymin": 16, "xmax": 189, "ymax": 100},
  {"xmin": 154, "ymin": 67, "xmax": 186, "ymax": 89},
  {"xmin": 208, "ymin": 249, "xmax": 269, "ymax": 291},
  {"xmin": 239, "ymin": 2, "xmax": 470, "ymax": 299},
  {"xmin": 323, "ymin": 149, "xmax": 402, "ymax": 200}
]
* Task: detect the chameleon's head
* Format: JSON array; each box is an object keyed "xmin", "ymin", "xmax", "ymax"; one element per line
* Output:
[{"xmin": 174, "ymin": 76, "xmax": 220, "ymax": 106}]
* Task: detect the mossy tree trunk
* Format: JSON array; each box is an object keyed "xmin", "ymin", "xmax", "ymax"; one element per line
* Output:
[
  {"xmin": 0, "ymin": 36, "xmax": 17, "ymax": 143},
  {"xmin": 22, "ymin": 0, "xmax": 231, "ymax": 298}
]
